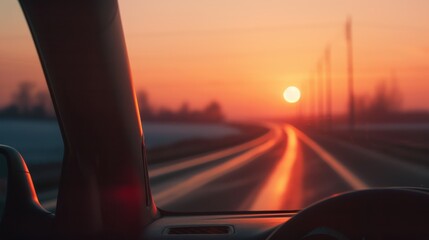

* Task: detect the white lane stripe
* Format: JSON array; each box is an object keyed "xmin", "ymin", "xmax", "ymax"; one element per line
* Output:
[
  {"xmin": 292, "ymin": 125, "xmax": 368, "ymax": 190},
  {"xmin": 250, "ymin": 125, "xmax": 299, "ymax": 210},
  {"xmin": 154, "ymin": 125, "xmax": 283, "ymax": 207},
  {"xmin": 149, "ymin": 124, "xmax": 274, "ymax": 178},
  {"xmin": 38, "ymin": 124, "xmax": 275, "ymax": 212}
]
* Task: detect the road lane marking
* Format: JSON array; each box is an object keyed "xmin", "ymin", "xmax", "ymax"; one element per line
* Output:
[
  {"xmin": 250, "ymin": 125, "xmax": 299, "ymax": 210},
  {"xmin": 153, "ymin": 124, "xmax": 283, "ymax": 207},
  {"xmin": 149, "ymin": 124, "xmax": 275, "ymax": 178},
  {"xmin": 37, "ymin": 124, "xmax": 276, "ymax": 212},
  {"xmin": 292, "ymin": 125, "xmax": 369, "ymax": 190},
  {"xmin": 324, "ymin": 136, "xmax": 429, "ymax": 182}
]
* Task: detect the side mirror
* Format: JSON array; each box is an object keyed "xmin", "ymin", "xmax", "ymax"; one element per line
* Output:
[{"xmin": 0, "ymin": 145, "xmax": 53, "ymax": 238}]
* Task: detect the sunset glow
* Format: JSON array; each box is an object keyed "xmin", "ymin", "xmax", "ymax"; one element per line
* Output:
[
  {"xmin": 283, "ymin": 86, "xmax": 301, "ymax": 103},
  {"xmin": 1, "ymin": 0, "xmax": 429, "ymax": 216},
  {"xmin": 1, "ymin": 1, "xmax": 429, "ymax": 119}
]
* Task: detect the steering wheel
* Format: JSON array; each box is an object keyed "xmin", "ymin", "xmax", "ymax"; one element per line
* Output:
[{"xmin": 268, "ymin": 188, "xmax": 429, "ymax": 240}]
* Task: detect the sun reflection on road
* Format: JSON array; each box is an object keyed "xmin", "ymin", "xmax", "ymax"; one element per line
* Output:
[{"xmin": 250, "ymin": 124, "xmax": 299, "ymax": 210}]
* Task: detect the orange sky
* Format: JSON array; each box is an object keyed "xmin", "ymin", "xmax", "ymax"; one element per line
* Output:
[{"xmin": 1, "ymin": 0, "xmax": 429, "ymax": 119}]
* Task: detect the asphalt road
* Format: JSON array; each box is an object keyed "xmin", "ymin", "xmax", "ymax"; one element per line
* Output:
[
  {"xmin": 147, "ymin": 123, "xmax": 429, "ymax": 212},
  {"xmin": 40, "ymin": 123, "xmax": 429, "ymax": 212}
]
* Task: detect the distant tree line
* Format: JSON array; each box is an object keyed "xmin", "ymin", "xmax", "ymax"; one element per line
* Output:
[
  {"xmin": 136, "ymin": 91, "xmax": 224, "ymax": 122},
  {"xmin": 355, "ymin": 79, "xmax": 403, "ymax": 121},
  {"xmin": 349, "ymin": 78, "xmax": 427, "ymax": 123},
  {"xmin": 0, "ymin": 81, "xmax": 225, "ymax": 122},
  {"xmin": 0, "ymin": 82, "xmax": 55, "ymax": 119}
]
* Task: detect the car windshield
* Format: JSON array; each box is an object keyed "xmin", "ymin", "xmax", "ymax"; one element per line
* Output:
[{"xmin": 1, "ymin": 0, "xmax": 428, "ymax": 213}]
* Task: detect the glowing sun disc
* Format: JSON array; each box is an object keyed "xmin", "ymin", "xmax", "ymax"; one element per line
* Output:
[{"xmin": 283, "ymin": 86, "xmax": 301, "ymax": 103}]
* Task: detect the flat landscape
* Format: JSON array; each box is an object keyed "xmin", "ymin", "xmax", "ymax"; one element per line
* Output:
[{"xmin": 1, "ymin": 120, "xmax": 429, "ymax": 212}]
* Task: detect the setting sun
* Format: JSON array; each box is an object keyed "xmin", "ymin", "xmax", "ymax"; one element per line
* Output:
[{"xmin": 283, "ymin": 86, "xmax": 301, "ymax": 103}]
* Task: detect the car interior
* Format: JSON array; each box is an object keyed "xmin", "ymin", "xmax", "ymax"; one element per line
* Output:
[{"xmin": 1, "ymin": 0, "xmax": 429, "ymax": 239}]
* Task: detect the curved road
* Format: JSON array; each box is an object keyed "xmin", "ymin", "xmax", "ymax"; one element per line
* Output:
[
  {"xmin": 148, "ymin": 123, "xmax": 429, "ymax": 212},
  {"xmin": 40, "ymin": 123, "xmax": 429, "ymax": 212}
]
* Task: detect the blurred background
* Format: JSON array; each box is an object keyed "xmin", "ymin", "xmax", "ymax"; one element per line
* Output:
[{"xmin": 0, "ymin": 0, "xmax": 428, "ymax": 212}]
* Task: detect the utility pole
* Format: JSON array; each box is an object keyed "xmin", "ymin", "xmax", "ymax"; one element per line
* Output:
[
  {"xmin": 346, "ymin": 16, "xmax": 355, "ymax": 131},
  {"xmin": 318, "ymin": 60, "xmax": 324, "ymax": 130},
  {"xmin": 298, "ymin": 81, "xmax": 303, "ymax": 121},
  {"xmin": 325, "ymin": 45, "xmax": 332, "ymax": 131},
  {"xmin": 309, "ymin": 74, "xmax": 316, "ymax": 127}
]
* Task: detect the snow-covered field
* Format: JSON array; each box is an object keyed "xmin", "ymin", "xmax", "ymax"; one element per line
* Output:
[{"xmin": 0, "ymin": 120, "xmax": 240, "ymax": 165}]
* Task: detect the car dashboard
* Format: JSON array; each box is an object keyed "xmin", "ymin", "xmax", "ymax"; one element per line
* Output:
[{"xmin": 143, "ymin": 212, "xmax": 293, "ymax": 240}]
